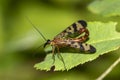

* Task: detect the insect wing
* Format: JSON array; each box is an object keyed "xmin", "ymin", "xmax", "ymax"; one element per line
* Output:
[
  {"xmin": 69, "ymin": 42, "xmax": 96, "ymax": 53},
  {"xmin": 54, "ymin": 20, "xmax": 87, "ymax": 39}
]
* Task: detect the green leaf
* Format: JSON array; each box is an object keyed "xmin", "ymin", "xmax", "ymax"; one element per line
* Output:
[
  {"xmin": 88, "ymin": 0, "xmax": 120, "ymax": 17},
  {"xmin": 34, "ymin": 21, "xmax": 120, "ymax": 71}
]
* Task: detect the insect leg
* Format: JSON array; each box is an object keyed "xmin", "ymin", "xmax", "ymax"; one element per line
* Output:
[
  {"xmin": 56, "ymin": 46, "xmax": 66, "ymax": 70},
  {"xmin": 52, "ymin": 46, "xmax": 55, "ymax": 65}
]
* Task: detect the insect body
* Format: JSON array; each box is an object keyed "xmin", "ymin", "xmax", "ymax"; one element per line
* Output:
[
  {"xmin": 44, "ymin": 20, "xmax": 96, "ymax": 53},
  {"xmin": 43, "ymin": 20, "xmax": 96, "ymax": 66},
  {"xmin": 27, "ymin": 18, "xmax": 96, "ymax": 67}
]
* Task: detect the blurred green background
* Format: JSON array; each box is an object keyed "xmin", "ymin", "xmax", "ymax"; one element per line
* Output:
[{"xmin": 0, "ymin": 0, "xmax": 120, "ymax": 80}]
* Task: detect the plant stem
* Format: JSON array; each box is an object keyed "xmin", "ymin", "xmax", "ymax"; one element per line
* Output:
[{"xmin": 96, "ymin": 56, "xmax": 120, "ymax": 80}]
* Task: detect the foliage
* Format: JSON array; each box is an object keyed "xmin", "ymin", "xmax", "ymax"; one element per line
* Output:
[
  {"xmin": 1, "ymin": 0, "xmax": 120, "ymax": 80},
  {"xmin": 88, "ymin": 0, "xmax": 120, "ymax": 17}
]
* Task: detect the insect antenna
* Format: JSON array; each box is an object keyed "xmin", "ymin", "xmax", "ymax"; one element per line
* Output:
[{"xmin": 26, "ymin": 16, "xmax": 47, "ymax": 41}]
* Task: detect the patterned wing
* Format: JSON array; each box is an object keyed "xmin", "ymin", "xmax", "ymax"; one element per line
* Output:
[
  {"xmin": 69, "ymin": 41, "xmax": 96, "ymax": 53},
  {"xmin": 54, "ymin": 20, "xmax": 89, "ymax": 41}
]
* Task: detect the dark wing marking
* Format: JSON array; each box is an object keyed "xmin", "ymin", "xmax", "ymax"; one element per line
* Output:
[
  {"xmin": 69, "ymin": 42, "xmax": 96, "ymax": 53},
  {"xmin": 54, "ymin": 20, "xmax": 87, "ymax": 39}
]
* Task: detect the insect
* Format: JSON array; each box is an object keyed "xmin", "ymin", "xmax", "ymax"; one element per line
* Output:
[{"xmin": 27, "ymin": 18, "xmax": 96, "ymax": 68}]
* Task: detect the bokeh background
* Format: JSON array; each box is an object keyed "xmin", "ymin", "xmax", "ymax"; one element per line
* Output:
[{"xmin": 0, "ymin": 0, "xmax": 120, "ymax": 80}]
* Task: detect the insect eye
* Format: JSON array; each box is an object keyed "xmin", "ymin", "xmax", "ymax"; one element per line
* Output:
[
  {"xmin": 44, "ymin": 39, "xmax": 51, "ymax": 48},
  {"xmin": 47, "ymin": 39, "xmax": 51, "ymax": 43}
]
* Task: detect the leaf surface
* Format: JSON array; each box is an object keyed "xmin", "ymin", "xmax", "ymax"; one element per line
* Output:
[{"xmin": 88, "ymin": 0, "xmax": 120, "ymax": 17}]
